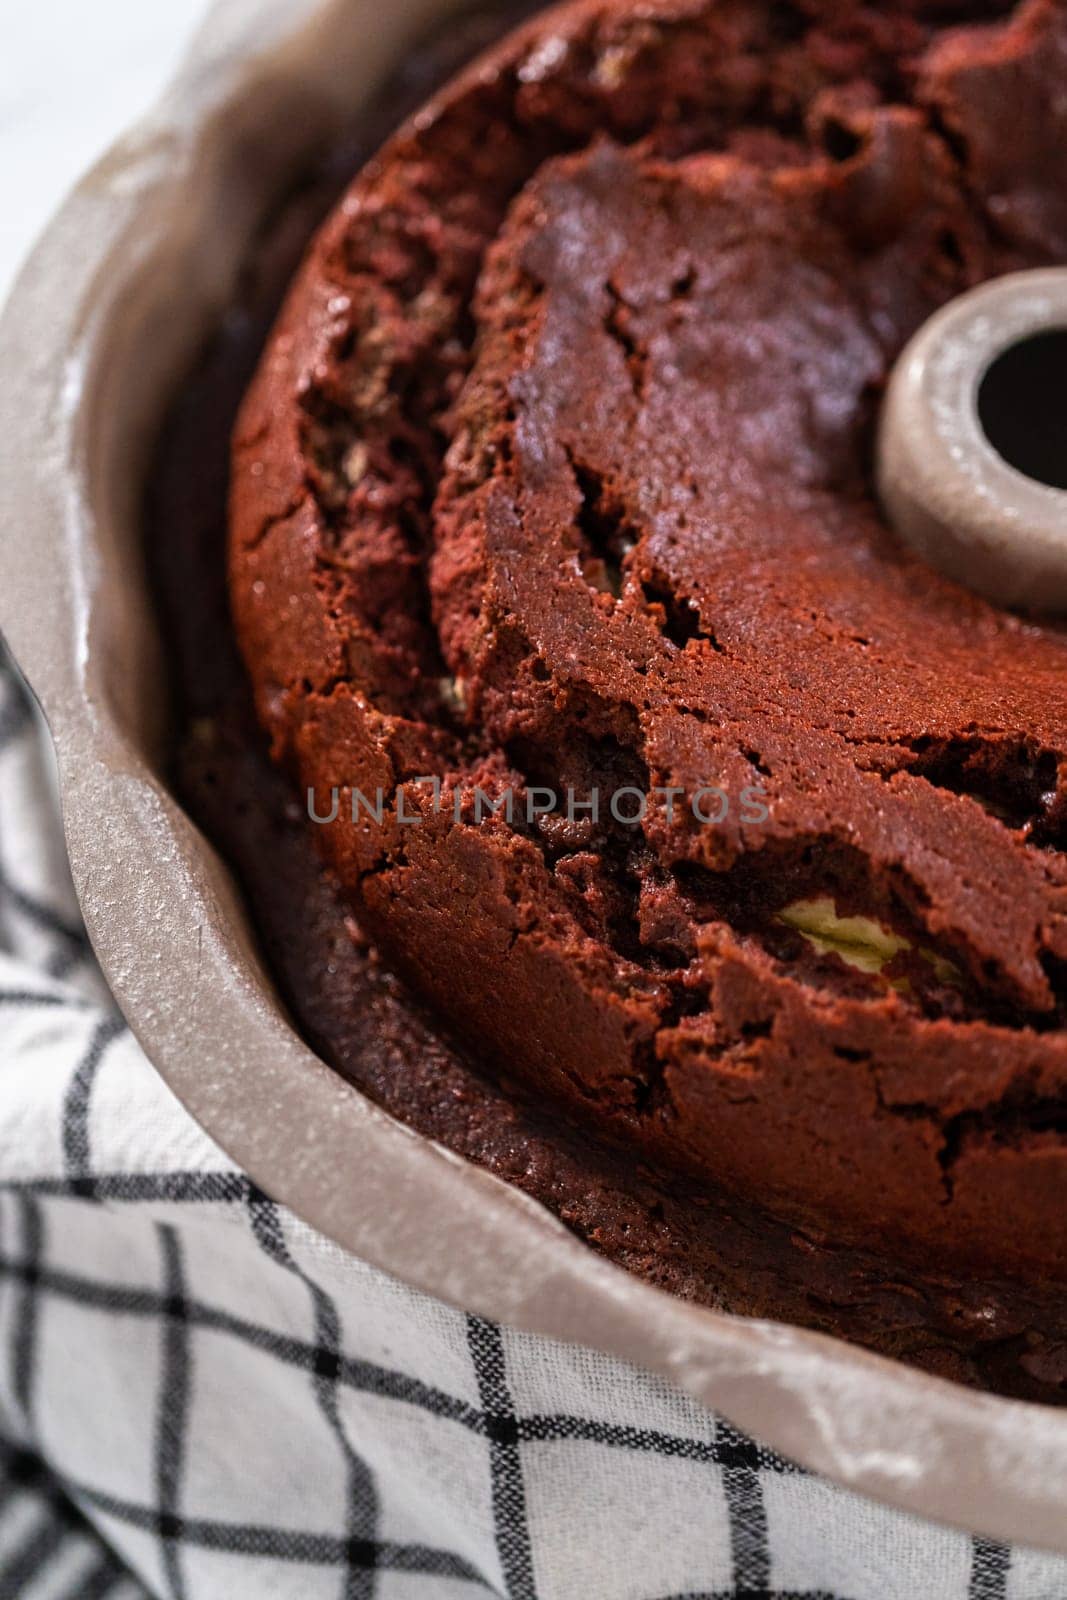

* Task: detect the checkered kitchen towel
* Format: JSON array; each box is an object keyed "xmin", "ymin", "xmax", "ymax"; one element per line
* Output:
[{"xmin": 3, "ymin": 647, "xmax": 1067, "ymax": 1600}]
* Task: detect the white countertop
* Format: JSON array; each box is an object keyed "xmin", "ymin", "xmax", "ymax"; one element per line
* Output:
[{"xmin": 0, "ymin": 0, "xmax": 211, "ymax": 305}]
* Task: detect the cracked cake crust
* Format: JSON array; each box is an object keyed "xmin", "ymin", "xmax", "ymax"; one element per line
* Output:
[{"xmin": 226, "ymin": 0, "xmax": 1067, "ymax": 1379}]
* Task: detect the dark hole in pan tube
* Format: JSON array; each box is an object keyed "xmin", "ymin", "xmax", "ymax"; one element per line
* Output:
[{"xmin": 977, "ymin": 328, "xmax": 1067, "ymax": 492}]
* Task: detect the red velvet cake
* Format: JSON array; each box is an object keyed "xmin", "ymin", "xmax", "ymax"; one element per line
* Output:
[{"xmin": 160, "ymin": 0, "xmax": 1067, "ymax": 1399}]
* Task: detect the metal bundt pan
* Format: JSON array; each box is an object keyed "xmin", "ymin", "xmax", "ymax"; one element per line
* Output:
[{"xmin": 3, "ymin": 0, "xmax": 1067, "ymax": 1550}]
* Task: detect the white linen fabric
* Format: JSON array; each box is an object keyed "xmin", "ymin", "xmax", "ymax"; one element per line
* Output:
[{"xmin": 1, "ymin": 646, "xmax": 1066, "ymax": 1600}]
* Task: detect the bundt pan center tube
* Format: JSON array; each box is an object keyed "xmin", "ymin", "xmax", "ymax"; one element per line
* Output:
[
  {"xmin": 880, "ymin": 267, "xmax": 1067, "ymax": 610},
  {"xmin": 3, "ymin": 0, "xmax": 1067, "ymax": 1552}
]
